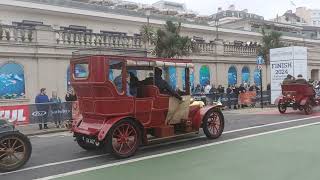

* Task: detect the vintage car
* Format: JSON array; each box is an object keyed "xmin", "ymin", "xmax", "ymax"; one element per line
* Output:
[
  {"xmin": 70, "ymin": 54, "xmax": 225, "ymax": 158},
  {"xmin": 276, "ymin": 84, "xmax": 320, "ymax": 115},
  {"xmin": 0, "ymin": 119, "xmax": 32, "ymax": 172}
]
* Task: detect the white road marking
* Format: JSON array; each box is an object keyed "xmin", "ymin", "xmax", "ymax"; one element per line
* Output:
[
  {"xmin": 1, "ymin": 115, "xmax": 319, "ymax": 176},
  {"xmin": 36, "ymin": 121, "xmax": 320, "ymax": 180},
  {"xmin": 0, "ymin": 154, "xmax": 107, "ymax": 176}
]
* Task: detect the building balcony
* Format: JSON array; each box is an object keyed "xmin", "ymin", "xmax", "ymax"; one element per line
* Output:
[
  {"xmin": 223, "ymin": 44, "xmax": 258, "ymax": 56},
  {"xmin": 0, "ymin": 25, "xmax": 259, "ymax": 57},
  {"xmin": 0, "ymin": 25, "xmax": 35, "ymax": 43}
]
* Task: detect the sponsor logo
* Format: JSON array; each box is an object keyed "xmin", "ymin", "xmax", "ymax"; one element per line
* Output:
[
  {"xmin": 32, "ymin": 111, "xmax": 47, "ymax": 117},
  {"xmin": 0, "ymin": 107, "xmax": 29, "ymax": 124}
]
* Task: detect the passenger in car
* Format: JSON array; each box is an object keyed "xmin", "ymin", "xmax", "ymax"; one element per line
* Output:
[{"xmin": 114, "ymin": 73, "xmax": 133, "ymax": 96}]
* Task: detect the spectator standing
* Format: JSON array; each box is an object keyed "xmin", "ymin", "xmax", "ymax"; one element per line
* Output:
[
  {"xmin": 50, "ymin": 91, "xmax": 62, "ymax": 128},
  {"xmin": 232, "ymin": 85, "xmax": 240, "ymax": 109},
  {"xmin": 65, "ymin": 87, "xmax": 77, "ymax": 124},
  {"xmin": 226, "ymin": 85, "xmax": 233, "ymax": 109},
  {"xmin": 65, "ymin": 88, "xmax": 77, "ymax": 102},
  {"xmin": 35, "ymin": 88, "xmax": 50, "ymax": 130}
]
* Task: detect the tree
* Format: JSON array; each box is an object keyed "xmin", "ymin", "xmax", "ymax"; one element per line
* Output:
[
  {"xmin": 140, "ymin": 24, "xmax": 156, "ymax": 45},
  {"xmin": 258, "ymin": 29, "xmax": 284, "ymax": 64},
  {"xmin": 258, "ymin": 29, "xmax": 284, "ymax": 86},
  {"xmin": 140, "ymin": 20, "xmax": 196, "ymax": 58}
]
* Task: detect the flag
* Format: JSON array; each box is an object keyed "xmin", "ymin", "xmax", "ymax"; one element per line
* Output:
[{"xmin": 290, "ymin": 0, "xmax": 296, "ymax": 6}]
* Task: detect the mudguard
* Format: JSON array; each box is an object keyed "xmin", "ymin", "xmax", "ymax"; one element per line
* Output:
[
  {"xmin": 300, "ymin": 97, "xmax": 310, "ymax": 106},
  {"xmin": 0, "ymin": 119, "xmax": 15, "ymax": 134},
  {"xmin": 192, "ymin": 105, "xmax": 223, "ymax": 130},
  {"xmin": 97, "ymin": 116, "xmax": 145, "ymax": 142},
  {"xmin": 274, "ymin": 96, "xmax": 284, "ymax": 105}
]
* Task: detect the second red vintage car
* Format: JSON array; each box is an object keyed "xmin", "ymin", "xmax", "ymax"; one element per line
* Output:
[
  {"xmin": 276, "ymin": 84, "xmax": 320, "ymax": 115},
  {"xmin": 70, "ymin": 53, "xmax": 225, "ymax": 158}
]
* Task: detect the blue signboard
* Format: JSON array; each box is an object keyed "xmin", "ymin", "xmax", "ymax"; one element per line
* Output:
[{"xmin": 256, "ymin": 56, "xmax": 265, "ymax": 65}]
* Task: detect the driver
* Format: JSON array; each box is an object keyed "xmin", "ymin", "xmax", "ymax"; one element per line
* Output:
[
  {"xmin": 295, "ymin": 74, "xmax": 308, "ymax": 84},
  {"xmin": 282, "ymin": 74, "xmax": 295, "ymax": 84},
  {"xmin": 154, "ymin": 67, "xmax": 183, "ymax": 101}
]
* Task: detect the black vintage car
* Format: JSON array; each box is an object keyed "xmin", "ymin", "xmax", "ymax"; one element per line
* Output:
[{"xmin": 0, "ymin": 119, "xmax": 32, "ymax": 172}]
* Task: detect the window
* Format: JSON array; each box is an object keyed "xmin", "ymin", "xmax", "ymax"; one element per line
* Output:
[
  {"xmin": 199, "ymin": 65, "xmax": 210, "ymax": 86},
  {"xmin": 0, "ymin": 62, "xmax": 25, "ymax": 99},
  {"xmin": 182, "ymin": 68, "xmax": 194, "ymax": 91},
  {"xmin": 254, "ymin": 68, "xmax": 261, "ymax": 86},
  {"xmin": 109, "ymin": 60, "xmax": 124, "ymax": 93},
  {"xmin": 228, "ymin": 66, "xmax": 237, "ymax": 85},
  {"xmin": 74, "ymin": 63, "xmax": 89, "ymax": 78},
  {"xmin": 241, "ymin": 67, "xmax": 250, "ymax": 84},
  {"xmin": 168, "ymin": 66, "xmax": 177, "ymax": 89}
]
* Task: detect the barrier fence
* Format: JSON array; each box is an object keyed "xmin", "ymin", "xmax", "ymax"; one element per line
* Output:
[
  {"xmin": 0, "ymin": 102, "xmax": 78, "ymax": 126},
  {"xmin": 192, "ymin": 91, "xmax": 272, "ymax": 107}
]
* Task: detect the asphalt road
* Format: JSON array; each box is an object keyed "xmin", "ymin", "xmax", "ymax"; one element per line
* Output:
[{"xmin": 1, "ymin": 108, "xmax": 320, "ymax": 180}]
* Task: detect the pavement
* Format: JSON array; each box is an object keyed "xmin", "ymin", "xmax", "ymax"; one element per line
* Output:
[
  {"xmin": 1, "ymin": 108, "xmax": 320, "ymax": 180},
  {"xmin": 16, "ymin": 123, "xmax": 69, "ymax": 136}
]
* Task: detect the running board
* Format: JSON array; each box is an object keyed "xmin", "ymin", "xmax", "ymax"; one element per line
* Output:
[{"xmin": 147, "ymin": 131, "xmax": 200, "ymax": 144}]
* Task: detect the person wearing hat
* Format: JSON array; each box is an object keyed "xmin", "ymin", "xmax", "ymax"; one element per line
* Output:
[
  {"xmin": 154, "ymin": 67, "xmax": 182, "ymax": 101},
  {"xmin": 295, "ymin": 74, "xmax": 308, "ymax": 84},
  {"xmin": 282, "ymin": 74, "xmax": 295, "ymax": 84}
]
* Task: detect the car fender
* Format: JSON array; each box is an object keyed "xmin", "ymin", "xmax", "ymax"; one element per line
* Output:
[
  {"xmin": 300, "ymin": 97, "xmax": 310, "ymax": 106},
  {"xmin": 274, "ymin": 96, "xmax": 284, "ymax": 105},
  {"xmin": 193, "ymin": 105, "xmax": 223, "ymax": 129},
  {"xmin": 97, "ymin": 116, "xmax": 144, "ymax": 142}
]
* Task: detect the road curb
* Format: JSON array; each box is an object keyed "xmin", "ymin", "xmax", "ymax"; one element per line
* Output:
[{"xmin": 24, "ymin": 129, "xmax": 69, "ymax": 137}]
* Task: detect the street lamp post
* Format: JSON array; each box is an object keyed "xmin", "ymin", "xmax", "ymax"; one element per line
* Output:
[{"xmin": 145, "ymin": 10, "xmax": 151, "ymax": 57}]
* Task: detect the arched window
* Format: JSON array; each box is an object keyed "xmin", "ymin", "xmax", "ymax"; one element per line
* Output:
[
  {"xmin": 228, "ymin": 66, "xmax": 237, "ymax": 85},
  {"xmin": 199, "ymin": 65, "xmax": 210, "ymax": 86},
  {"xmin": 254, "ymin": 68, "xmax": 261, "ymax": 86},
  {"xmin": 0, "ymin": 62, "xmax": 25, "ymax": 99},
  {"xmin": 168, "ymin": 66, "xmax": 177, "ymax": 89},
  {"xmin": 241, "ymin": 66, "xmax": 250, "ymax": 84},
  {"xmin": 182, "ymin": 68, "xmax": 195, "ymax": 91}
]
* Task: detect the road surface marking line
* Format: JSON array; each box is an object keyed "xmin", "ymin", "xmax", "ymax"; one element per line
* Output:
[
  {"xmin": 36, "ymin": 121, "xmax": 320, "ymax": 180},
  {"xmin": 2, "ymin": 115, "xmax": 319, "ymax": 176},
  {"xmin": 0, "ymin": 154, "xmax": 106, "ymax": 175}
]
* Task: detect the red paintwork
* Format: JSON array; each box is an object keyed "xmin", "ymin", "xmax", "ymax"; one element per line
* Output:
[
  {"xmin": 70, "ymin": 55, "xmax": 221, "ymax": 144},
  {"xmin": 281, "ymin": 84, "xmax": 315, "ymax": 104}
]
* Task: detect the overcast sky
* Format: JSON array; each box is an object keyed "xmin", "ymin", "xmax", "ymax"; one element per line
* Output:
[{"xmin": 129, "ymin": 0, "xmax": 320, "ymax": 19}]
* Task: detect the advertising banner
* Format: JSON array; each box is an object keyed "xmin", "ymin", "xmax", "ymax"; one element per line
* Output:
[
  {"xmin": 0, "ymin": 105, "xmax": 30, "ymax": 125},
  {"xmin": 270, "ymin": 47, "xmax": 308, "ymax": 104},
  {"xmin": 0, "ymin": 102, "xmax": 73, "ymax": 125},
  {"xmin": 239, "ymin": 92, "xmax": 257, "ymax": 105}
]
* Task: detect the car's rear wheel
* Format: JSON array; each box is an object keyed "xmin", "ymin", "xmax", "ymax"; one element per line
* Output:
[
  {"xmin": 304, "ymin": 102, "xmax": 313, "ymax": 115},
  {"xmin": 202, "ymin": 108, "xmax": 224, "ymax": 139},
  {"xmin": 75, "ymin": 134, "xmax": 103, "ymax": 151},
  {"xmin": 0, "ymin": 132, "xmax": 32, "ymax": 172},
  {"xmin": 278, "ymin": 102, "xmax": 287, "ymax": 114},
  {"xmin": 106, "ymin": 119, "xmax": 141, "ymax": 158}
]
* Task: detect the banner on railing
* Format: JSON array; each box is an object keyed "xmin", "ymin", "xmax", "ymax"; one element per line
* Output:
[
  {"xmin": 239, "ymin": 92, "xmax": 257, "ymax": 105},
  {"xmin": 0, "ymin": 102, "xmax": 73, "ymax": 125}
]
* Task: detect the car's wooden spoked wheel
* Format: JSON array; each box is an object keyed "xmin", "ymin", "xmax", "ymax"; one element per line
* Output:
[
  {"xmin": 0, "ymin": 136, "xmax": 26, "ymax": 168},
  {"xmin": 203, "ymin": 109, "xmax": 224, "ymax": 139},
  {"xmin": 112, "ymin": 123, "xmax": 138, "ymax": 157},
  {"xmin": 207, "ymin": 112, "xmax": 221, "ymax": 136}
]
